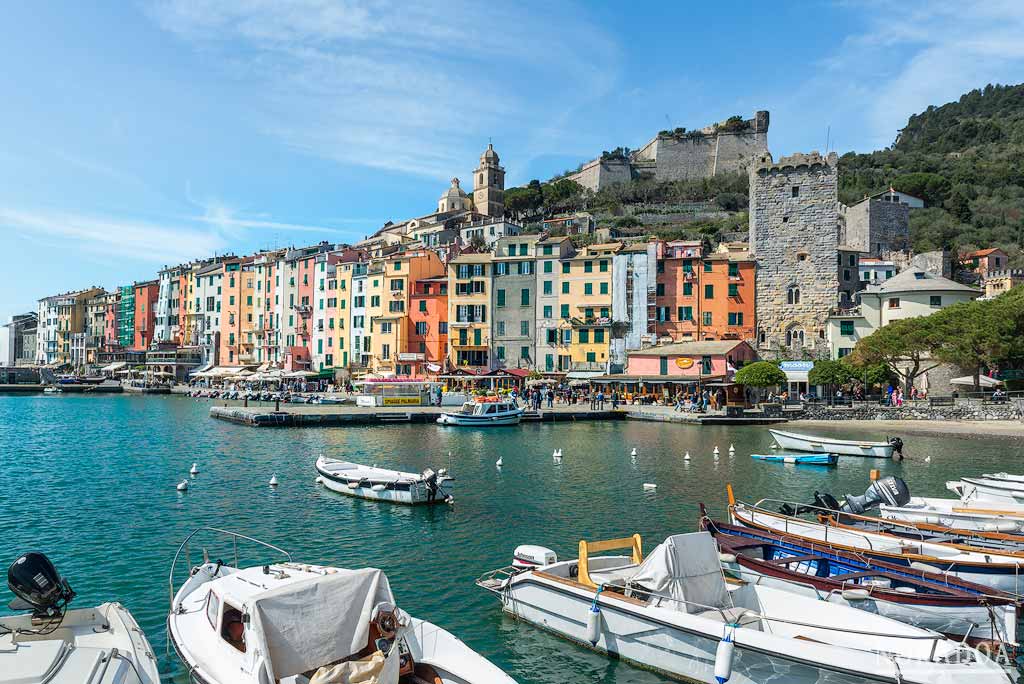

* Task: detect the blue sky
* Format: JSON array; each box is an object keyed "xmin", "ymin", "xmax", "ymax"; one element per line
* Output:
[{"xmin": 3, "ymin": 1, "xmax": 1024, "ymax": 322}]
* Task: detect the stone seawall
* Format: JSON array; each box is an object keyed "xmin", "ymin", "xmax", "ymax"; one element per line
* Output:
[{"xmin": 797, "ymin": 403, "xmax": 1023, "ymax": 421}]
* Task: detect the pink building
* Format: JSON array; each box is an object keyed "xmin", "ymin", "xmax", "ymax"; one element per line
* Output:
[{"xmin": 625, "ymin": 340, "xmax": 757, "ymax": 381}]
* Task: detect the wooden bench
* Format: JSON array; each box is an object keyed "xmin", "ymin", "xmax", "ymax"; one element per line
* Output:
[{"xmin": 929, "ymin": 396, "xmax": 955, "ymax": 407}]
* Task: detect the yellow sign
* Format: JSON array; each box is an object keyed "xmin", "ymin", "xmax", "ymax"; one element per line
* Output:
[
  {"xmin": 383, "ymin": 396, "xmax": 422, "ymax": 406},
  {"xmin": 675, "ymin": 357, "xmax": 694, "ymax": 369}
]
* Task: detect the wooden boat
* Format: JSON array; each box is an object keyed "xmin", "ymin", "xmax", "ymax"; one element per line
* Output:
[
  {"xmin": 882, "ymin": 497, "xmax": 1024, "ymax": 533},
  {"xmin": 2, "ymin": 551, "xmax": 160, "ymax": 684},
  {"xmin": 751, "ymin": 452, "xmax": 837, "ymax": 466},
  {"xmin": 728, "ymin": 486, "xmax": 1024, "ymax": 594},
  {"xmin": 701, "ymin": 514, "xmax": 1020, "ymax": 649},
  {"xmin": 437, "ymin": 396, "xmax": 523, "ymax": 426},
  {"xmin": 822, "ymin": 508, "xmax": 1024, "ymax": 554},
  {"xmin": 768, "ymin": 428, "xmax": 901, "ymax": 458},
  {"xmin": 315, "ymin": 456, "xmax": 453, "ymax": 505},
  {"xmin": 476, "ymin": 531, "xmax": 1012, "ymax": 683},
  {"xmin": 168, "ymin": 528, "xmax": 517, "ymax": 684}
]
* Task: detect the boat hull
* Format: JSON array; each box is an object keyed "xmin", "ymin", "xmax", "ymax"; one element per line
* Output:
[
  {"xmin": 882, "ymin": 498, "xmax": 1024, "ymax": 533},
  {"xmin": 437, "ymin": 412, "xmax": 522, "ymax": 426},
  {"xmin": 751, "ymin": 453, "xmax": 837, "ymax": 465},
  {"xmin": 315, "ymin": 463, "xmax": 444, "ymax": 505},
  {"xmin": 769, "ymin": 429, "xmax": 894, "ymax": 458},
  {"xmin": 952, "ymin": 479, "xmax": 1024, "ymax": 506}
]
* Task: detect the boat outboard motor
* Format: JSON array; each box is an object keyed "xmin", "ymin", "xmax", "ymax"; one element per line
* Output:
[
  {"xmin": 889, "ymin": 437, "xmax": 904, "ymax": 460},
  {"xmin": 422, "ymin": 468, "xmax": 439, "ymax": 503},
  {"xmin": 7, "ymin": 552, "xmax": 75, "ymax": 618},
  {"xmin": 841, "ymin": 476, "xmax": 910, "ymax": 515}
]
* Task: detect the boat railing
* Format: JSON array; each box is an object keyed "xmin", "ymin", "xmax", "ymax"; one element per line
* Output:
[
  {"xmin": 475, "ymin": 566, "xmax": 519, "ymax": 593},
  {"xmin": 738, "ymin": 498, "xmax": 884, "ymax": 552},
  {"xmin": 168, "ymin": 527, "xmax": 292, "ymax": 610}
]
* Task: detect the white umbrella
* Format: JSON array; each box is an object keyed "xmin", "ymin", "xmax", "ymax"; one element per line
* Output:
[
  {"xmin": 950, "ymin": 375, "xmax": 1003, "ymax": 388},
  {"xmin": 287, "ymin": 370, "xmax": 317, "ymax": 378}
]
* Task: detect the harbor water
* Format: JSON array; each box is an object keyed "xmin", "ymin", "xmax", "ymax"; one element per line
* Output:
[{"xmin": 2, "ymin": 394, "xmax": 1024, "ymax": 683}]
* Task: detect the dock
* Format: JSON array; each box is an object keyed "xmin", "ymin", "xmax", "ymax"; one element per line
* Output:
[
  {"xmin": 209, "ymin": 403, "xmax": 625, "ymax": 427},
  {"xmin": 626, "ymin": 408, "xmax": 789, "ymax": 425}
]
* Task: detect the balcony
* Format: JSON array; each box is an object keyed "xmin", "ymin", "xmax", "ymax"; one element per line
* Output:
[
  {"xmin": 570, "ymin": 361, "xmax": 606, "ymax": 372},
  {"xmin": 293, "ymin": 304, "xmax": 312, "ymax": 316}
]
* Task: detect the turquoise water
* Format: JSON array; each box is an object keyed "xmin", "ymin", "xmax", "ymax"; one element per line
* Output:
[{"xmin": 2, "ymin": 394, "xmax": 1024, "ymax": 683}]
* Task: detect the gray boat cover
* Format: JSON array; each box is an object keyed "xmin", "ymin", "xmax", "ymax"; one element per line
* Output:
[
  {"xmin": 629, "ymin": 532, "xmax": 731, "ymax": 614},
  {"xmin": 249, "ymin": 568, "xmax": 395, "ymax": 680}
]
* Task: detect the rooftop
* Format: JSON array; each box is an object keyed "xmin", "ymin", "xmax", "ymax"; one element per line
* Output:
[
  {"xmin": 628, "ymin": 340, "xmax": 752, "ymax": 357},
  {"xmin": 865, "ymin": 268, "xmax": 979, "ymax": 295}
]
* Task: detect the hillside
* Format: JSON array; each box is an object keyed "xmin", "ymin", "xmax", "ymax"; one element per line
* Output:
[{"xmin": 839, "ymin": 83, "xmax": 1024, "ymax": 261}]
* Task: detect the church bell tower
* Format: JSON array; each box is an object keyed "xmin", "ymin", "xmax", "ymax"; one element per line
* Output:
[{"xmin": 473, "ymin": 143, "xmax": 505, "ymax": 218}]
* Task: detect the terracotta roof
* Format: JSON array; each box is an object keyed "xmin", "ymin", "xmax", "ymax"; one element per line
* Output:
[{"xmin": 964, "ymin": 248, "xmax": 1005, "ymax": 258}]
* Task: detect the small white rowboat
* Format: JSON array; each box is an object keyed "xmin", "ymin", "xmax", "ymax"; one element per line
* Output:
[
  {"xmin": 769, "ymin": 428, "xmax": 901, "ymax": 458},
  {"xmin": 315, "ymin": 456, "xmax": 453, "ymax": 505}
]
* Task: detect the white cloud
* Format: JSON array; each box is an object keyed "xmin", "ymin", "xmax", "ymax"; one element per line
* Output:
[{"xmin": 145, "ymin": 0, "xmax": 620, "ymax": 180}]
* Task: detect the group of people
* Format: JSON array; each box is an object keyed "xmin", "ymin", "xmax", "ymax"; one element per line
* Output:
[
  {"xmin": 506, "ymin": 385, "xmax": 622, "ymax": 410},
  {"xmin": 671, "ymin": 387, "xmax": 726, "ymax": 413}
]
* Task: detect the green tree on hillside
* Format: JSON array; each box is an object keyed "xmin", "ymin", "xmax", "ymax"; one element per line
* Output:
[{"xmin": 848, "ymin": 317, "xmax": 945, "ymax": 393}]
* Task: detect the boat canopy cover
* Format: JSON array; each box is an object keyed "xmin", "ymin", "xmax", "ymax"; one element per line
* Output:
[
  {"xmin": 249, "ymin": 568, "xmax": 395, "ymax": 680},
  {"xmin": 629, "ymin": 532, "xmax": 730, "ymax": 614}
]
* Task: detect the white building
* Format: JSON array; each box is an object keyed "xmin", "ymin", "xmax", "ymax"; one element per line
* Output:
[
  {"xmin": 154, "ymin": 265, "xmax": 184, "ymax": 344},
  {"xmin": 193, "ymin": 263, "xmax": 223, "ymax": 366},
  {"xmin": 35, "ymin": 296, "xmax": 59, "ymax": 364},
  {"xmin": 459, "ymin": 218, "xmax": 521, "ymax": 250},
  {"xmin": 858, "ymin": 258, "xmax": 896, "ymax": 286},
  {"xmin": 610, "ymin": 242, "xmax": 657, "ymax": 371},
  {"xmin": 827, "ymin": 268, "xmax": 979, "ymax": 359}
]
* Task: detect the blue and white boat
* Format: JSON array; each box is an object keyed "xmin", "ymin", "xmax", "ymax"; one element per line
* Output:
[
  {"xmin": 437, "ymin": 397, "xmax": 523, "ymax": 426},
  {"xmin": 751, "ymin": 452, "xmax": 837, "ymax": 466}
]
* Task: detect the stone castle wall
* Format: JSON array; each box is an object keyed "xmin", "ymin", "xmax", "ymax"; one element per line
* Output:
[
  {"xmin": 568, "ymin": 158, "xmax": 632, "ymax": 192},
  {"xmin": 750, "ymin": 152, "xmax": 840, "ymax": 358},
  {"xmin": 842, "ymin": 198, "xmax": 909, "ymax": 255}
]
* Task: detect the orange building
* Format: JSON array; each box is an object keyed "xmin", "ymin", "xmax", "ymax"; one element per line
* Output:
[
  {"xmin": 654, "ymin": 241, "xmax": 755, "ymax": 343},
  {"xmin": 407, "ymin": 275, "xmax": 448, "ymax": 378},
  {"xmin": 133, "ymin": 280, "xmax": 159, "ymax": 350},
  {"xmin": 219, "ymin": 258, "xmax": 257, "ymax": 366}
]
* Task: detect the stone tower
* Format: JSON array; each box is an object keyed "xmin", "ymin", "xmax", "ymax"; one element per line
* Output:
[
  {"xmin": 749, "ymin": 151, "xmax": 841, "ymax": 358},
  {"xmin": 473, "ymin": 144, "xmax": 505, "ymax": 217}
]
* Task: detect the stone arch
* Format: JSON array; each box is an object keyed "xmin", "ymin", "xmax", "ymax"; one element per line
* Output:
[{"xmin": 784, "ymin": 322, "xmax": 804, "ymax": 349}]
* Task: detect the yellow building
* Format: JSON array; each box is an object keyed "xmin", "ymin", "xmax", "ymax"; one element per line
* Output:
[
  {"xmin": 447, "ymin": 252, "xmax": 492, "ymax": 370},
  {"xmin": 367, "ymin": 248, "xmax": 445, "ymax": 375},
  {"xmin": 55, "ymin": 287, "xmax": 104, "ymax": 365},
  {"xmin": 557, "ymin": 243, "xmax": 621, "ymax": 371},
  {"xmin": 333, "ymin": 257, "xmax": 362, "ymax": 370}
]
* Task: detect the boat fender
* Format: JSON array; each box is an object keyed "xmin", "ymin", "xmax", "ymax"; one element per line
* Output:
[
  {"xmin": 586, "ymin": 584, "xmax": 605, "ymax": 646},
  {"xmin": 718, "ymin": 553, "xmax": 737, "ymax": 564},
  {"xmin": 371, "ymin": 484, "xmax": 386, "ymax": 492},
  {"xmin": 841, "ymin": 588, "xmax": 872, "ymax": 601},
  {"xmin": 714, "ymin": 623, "xmax": 736, "ymax": 683}
]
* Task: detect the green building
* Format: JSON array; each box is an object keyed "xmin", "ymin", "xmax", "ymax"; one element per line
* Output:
[{"xmin": 117, "ymin": 285, "xmax": 135, "ymax": 348}]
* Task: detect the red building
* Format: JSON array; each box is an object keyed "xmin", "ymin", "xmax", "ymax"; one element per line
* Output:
[
  {"xmin": 407, "ymin": 276, "xmax": 449, "ymax": 378},
  {"xmin": 133, "ymin": 280, "xmax": 159, "ymax": 350}
]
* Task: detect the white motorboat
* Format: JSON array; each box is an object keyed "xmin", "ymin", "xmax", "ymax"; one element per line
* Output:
[
  {"xmin": 948, "ymin": 478, "xmax": 1024, "ymax": 506},
  {"xmin": 882, "ymin": 496, "xmax": 1024, "ymax": 533},
  {"xmin": 729, "ymin": 493, "xmax": 1024, "ymax": 594},
  {"xmin": 1, "ymin": 552, "xmax": 159, "ymax": 684},
  {"xmin": 315, "ymin": 456, "xmax": 453, "ymax": 505},
  {"xmin": 476, "ymin": 532, "xmax": 1010, "ymax": 684},
  {"xmin": 436, "ymin": 397, "xmax": 523, "ymax": 426},
  {"xmin": 42, "ymin": 386, "xmax": 62, "ymax": 394},
  {"xmin": 168, "ymin": 528, "xmax": 517, "ymax": 684},
  {"xmin": 768, "ymin": 428, "xmax": 902, "ymax": 458}
]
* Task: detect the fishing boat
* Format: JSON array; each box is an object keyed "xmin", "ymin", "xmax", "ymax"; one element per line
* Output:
[
  {"xmin": 168, "ymin": 528, "xmax": 517, "ymax": 684},
  {"xmin": 882, "ymin": 497, "xmax": 1024, "ymax": 533},
  {"xmin": 768, "ymin": 428, "xmax": 902, "ymax": 458},
  {"xmin": 315, "ymin": 456, "xmax": 453, "ymax": 505},
  {"xmin": 949, "ymin": 478, "xmax": 1024, "ymax": 506},
  {"xmin": 750, "ymin": 452, "xmax": 837, "ymax": 466},
  {"xmin": 2, "ymin": 551, "xmax": 160, "ymax": 684},
  {"xmin": 729, "ymin": 488, "xmax": 1024, "ymax": 594},
  {"xmin": 701, "ymin": 514, "xmax": 1021, "ymax": 650},
  {"xmin": 436, "ymin": 396, "xmax": 523, "ymax": 426},
  {"xmin": 476, "ymin": 531, "xmax": 1011, "ymax": 684},
  {"xmin": 823, "ymin": 507, "xmax": 1024, "ymax": 554}
]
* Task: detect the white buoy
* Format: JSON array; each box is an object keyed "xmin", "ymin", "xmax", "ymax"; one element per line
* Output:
[
  {"xmin": 176, "ymin": 480, "xmax": 189, "ymax": 491},
  {"xmin": 714, "ymin": 624, "xmax": 736, "ymax": 683},
  {"xmin": 684, "ymin": 451, "xmax": 691, "ymax": 461},
  {"xmin": 269, "ymin": 474, "xmax": 279, "ymax": 487},
  {"xmin": 630, "ymin": 448, "xmax": 638, "ymax": 457},
  {"xmin": 190, "ymin": 463, "xmax": 199, "ymax": 475},
  {"xmin": 728, "ymin": 444, "xmax": 735, "ymax": 454},
  {"xmin": 553, "ymin": 449, "xmax": 562, "ymax": 462},
  {"xmin": 713, "ymin": 445, "xmax": 720, "ymax": 455},
  {"xmin": 925, "ymin": 455, "xmax": 931, "ymax": 463},
  {"xmin": 496, "ymin": 457, "xmax": 503, "ymax": 468},
  {"xmin": 643, "ymin": 483, "xmax": 657, "ymax": 491}
]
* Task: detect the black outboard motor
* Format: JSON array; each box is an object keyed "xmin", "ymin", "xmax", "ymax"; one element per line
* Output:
[
  {"xmin": 840, "ymin": 476, "xmax": 911, "ymax": 514},
  {"xmin": 7, "ymin": 552, "xmax": 75, "ymax": 618},
  {"xmin": 889, "ymin": 437, "xmax": 904, "ymax": 460},
  {"xmin": 422, "ymin": 468, "xmax": 439, "ymax": 503}
]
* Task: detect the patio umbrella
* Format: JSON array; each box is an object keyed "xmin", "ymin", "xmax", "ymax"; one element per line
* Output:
[{"xmin": 950, "ymin": 375, "xmax": 1003, "ymax": 388}]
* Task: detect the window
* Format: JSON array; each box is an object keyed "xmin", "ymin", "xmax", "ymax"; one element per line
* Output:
[
  {"xmin": 544, "ymin": 261, "xmax": 553, "ymax": 273},
  {"xmin": 600, "ymin": 307, "xmax": 609, "ymax": 318},
  {"xmin": 547, "ymin": 329, "xmax": 557, "ymax": 344},
  {"xmin": 787, "ymin": 287, "xmax": 800, "ymax": 305},
  {"xmin": 584, "ymin": 283, "xmax": 593, "ymax": 295},
  {"xmin": 521, "ymin": 346, "xmax": 530, "ymax": 359},
  {"xmin": 381, "ymin": 344, "xmax": 390, "ymax": 360},
  {"xmin": 791, "ymin": 186, "xmax": 799, "ymax": 198},
  {"xmin": 848, "ymin": 254, "xmax": 856, "ymax": 267},
  {"xmin": 560, "ymin": 304, "xmax": 569, "ymax": 318},
  {"xmin": 584, "ymin": 261, "xmax": 593, "ymax": 273},
  {"xmin": 930, "ymin": 295, "xmax": 942, "ymax": 307},
  {"xmin": 393, "ymin": 261, "xmax": 402, "ymax": 271},
  {"xmin": 457, "ymin": 264, "xmax": 470, "ymax": 279},
  {"xmin": 521, "ymin": 261, "xmax": 533, "ymax": 275},
  {"xmin": 205, "ymin": 591, "xmax": 220, "ymax": 630},
  {"xmin": 657, "ymin": 306, "xmax": 670, "ymax": 322},
  {"xmin": 496, "ymin": 289, "xmax": 506, "ymax": 307},
  {"xmin": 543, "ymin": 281, "xmax": 552, "ymax": 295},
  {"xmin": 702, "ymin": 311, "xmax": 712, "ymax": 326},
  {"xmin": 439, "ymin": 322, "xmax": 447, "ymax": 334},
  {"xmin": 599, "ymin": 260, "xmax": 608, "ymax": 272},
  {"xmin": 599, "ymin": 282, "xmax": 608, "ymax": 295},
  {"xmin": 496, "ymin": 262, "xmax": 507, "ymax": 276},
  {"xmin": 562, "ymin": 262, "xmax": 570, "ymax": 274},
  {"xmin": 678, "ymin": 306, "xmax": 692, "ymax": 321},
  {"xmin": 543, "ymin": 305, "xmax": 552, "ymax": 318},
  {"xmin": 419, "ymin": 300, "xmax": 427, "ymax": 312},
  {"xmin": 543, "ymin": 245, "xmax": 553, "ymax": 256},
  {"xmin": 545, "ymin": 354, "xmax": 554, "ymax": 371},
  {"xmin": 701, "ymin": 356, "xmax": 712, "ymax": 374},
  {"xmin": 415, "ymin": 321, "xmax": 427, "ymax": 335},
  {"xmin": 458, "ymin": 329, "xmax": 468, "ymax": 345},
  {"xmin": 579, "ymin": 330, "xmax": 589, "ymax": 343},
  {"xmin": 703, "ymin": 261, "xmax": 712, "ymax": 273},
  {"xmin": 370, "ymin": 295, "xmax": 380, "ymax": 307},
  {"xmin": 472, "ymin": 264, "xmax": 484, "ymax": 277},
  {"xmin": 390, "ymin": 279, "xmax": 403, "ymax": 291},
  {"xmin": 593, "ymin": 329, "xmax": 604, "ymax": 343},
  {"xmin": 380, "ymin": 322, "xmax": 392, "ymax": 334},
  {"xmin": 682, "ymin": 260, "xmax": 693, "ymax": 273},
  {"xmin": 704, "ymin": 284, "xmax": 714, "ymax": 299},
  {"xmin": 659, "ymin": 357, "xmax": 668, "ymax": 375},
  {"xmin": 840, "ymin": 320, "xmax": 855, "ymax": 336},
  {"xmin": 838, "ymin": 347, "xmax": 852, "ymax": 358},
  {"xmin": 561, "ymin": 282, "xmax": 570, "ymax": 294},
  {"xmin": 521, "ymin": 289, "xmax": 530, "ymax": 306},
  {"xmin": 886, "ymin": 270, "xmax": 893, "ymax": 278},
  {"xmin": 683, "ymin": 282, "xmax": 693, "ymax": 296},
  {"xmin": 497, "ymin": 346, "xmax": 505, "ymax": 360},
  {"xmin": 888, "ymin": 297, "xmax": 901, "ymax": 309},
  {"xmin": 473, "ymin": 328, "xmax": 482, "ymax": 346},
  {"xmin": 843, "ymin": 269, "xmax": 851, "ymax": 281},
  {"xmin": 656, "ymin": 283, "xmax": 665, "ymax": 297},
  {"xmin": 586, "ymin": 352, "xmax": 596, "ymax": 363},
  {"xmin": 497, "ymin": 321, "xmax": 505, "ymax": 336}
]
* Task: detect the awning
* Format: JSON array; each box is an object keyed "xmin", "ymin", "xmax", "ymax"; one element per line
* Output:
[
  {"xmin": 783, "ymin": 370, "xmax": 810, "ymax": 383},
  {"xmin": 565, "ymin": 371, "xmax": 605, "ymax": 379},
  {"xmin": 951, "ymin": 375, "xmax": 1003, "ymax": 387},
  {"xmin": 189, "ymin": 362, "xmax": 214, "ymax": 376},
  {"xmin": 100, "ymin": 361, "xmax": 127, "ymax": 372}
]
